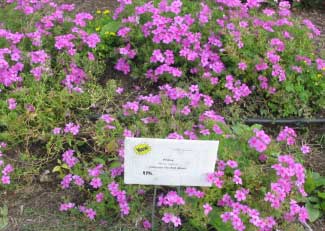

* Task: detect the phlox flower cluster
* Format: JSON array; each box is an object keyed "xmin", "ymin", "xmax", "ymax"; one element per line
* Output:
[
  {"xmin": 300, "ymin": 145, "xmax": 311, "ymax": 155},
  {"xmin": 2, "ymin": 0, "xmax": 100, "ymax": 93},
  {"xmin": 100, "ymin": 114, "xmax": 116, "ymax": 130},
  {"xmin": 142, "ymin": 219, "xmax": 152, "ymax": 230},
  {"xmin": 122, "ymin": 84, "xmax": 225, "ymax": 139},
  {"xmin": 95, "ymin": 192, "xmax": 104, "ymax": 202},
  {"xmin": 257, "ymin": 75, "xmax": 275, "ymax": 94},
  {"xmin": 212, "ymin": 162, "xmax": 280, "ymax": 231},
  {"xmin": 248, "ymin": 128, "xmax": 271, "ymax": 153},
  {"xmin": 276, "ymin": 126, "xmax": 297, "ymax": 145},
  {"xmin": 88, "ymin": 164, "xmax": 104, "ymax": 177},
  {"xmin": 74, "ymin": 13, "xmax": 93, "ymax": 27},
  {"xmin": 6, "ymin": 0, "xmax": 59, "ymax": 15},
  {"xmin": 219, "ymin": 194, "xmax": 277, "ymax": 231},
  {"xmin": 59, "ymin": 164, "xmax": 106, "ymax": 217},
  {"xmin": 207, "ymin": 160, "xmax": 243, "ymax": 188},
  {"xmin": 185, "ymin": 187, "xmax": 205, "ymax": 198},
  {"xmin": 63, "ymin": 122, "xmax": 80, "ymax": 136},
  {"xmin": 284, "ymin": 199, "xmax": 308, "ymax": 223},
  {"xmin": 79, "ymin": 206, "xmax": 97, "ymax": 220},
  {"xmin": 62, "ymin": 149, "xmax": 79, "ymax": 168},
  {"xmin": 303, "ymin": 19, "xmax": 321, "ymax": 38},
  {"xmin": 265, "ymin": 155, "xmax": 307, "ymax": 209},
  {"xmin": 198, "ymin": 3, "xmax": 212, "ymax": 25},
  {"xmin": 162, "ymin": 213, "xmax": 182, "ymax": 227},
  {"xmin": 234, "ymin": 188, "xmax": 250, "ymax": 202},
  {"xmin": 59, "ymin": 202, "xmax": 75, "ymax": 211},
  {"xmin": 316, "ymin": 58, "xmax": 325, "ymax": 71},
  {"xmin": 113, "ymin": 0, "xmax": 323, "ymax": 107},
  {"xmin": 90, "ymin": 177, "xmax": 103, "ymax": 189},
  {"xmin": 110, "ymin": 166, "xmax": 124, "ymax": 178},
  {"xmin": 0, "ymin": 42, "xmax": 24, "ymax": 87},
  {"xmin": 224, "ymin": 75, "xmax": 251, "ymax": 104},
  {"xmin": 60, "ymin": 173, "xmax": 85, "ymax": 188},
  {"xmin": 108, "ymin": 181, "xmax": 130, "ymax": 215},
  {"xmin": 0, "ymin": 142, "xmax": 14, "ymax": 185},
  {"xmin": 203, "ymin": 203, "xmax": 212, "ymax": 216},
  {"xmin": 158, "ymin": 191, "xmax": 185, "ymax": 207},
  {"xmin": 62, "ymin": 63, "xmax": 87, "ymax": 93},
  {"xmin": 7, "ymin": 98, "xmax": 17, "ymax": 110},
  {"xmin": 61, "ymin": 166, "xmax": 104, "ymax": 190}
]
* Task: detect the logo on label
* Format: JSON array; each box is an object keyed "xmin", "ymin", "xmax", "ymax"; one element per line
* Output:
[{"xmin": 134, "ymin": 143, "xmax": 151, "ymax": 155}]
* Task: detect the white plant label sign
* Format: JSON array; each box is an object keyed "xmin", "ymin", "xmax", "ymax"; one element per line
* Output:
[{"xmin": 124, "ymin": 138, "xmax": 219, "ymax": 187}]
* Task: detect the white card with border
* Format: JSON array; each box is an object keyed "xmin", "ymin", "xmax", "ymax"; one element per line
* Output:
[{"xmin": 124, "ymin": 138, "xmax": 219, "ymax": 186}]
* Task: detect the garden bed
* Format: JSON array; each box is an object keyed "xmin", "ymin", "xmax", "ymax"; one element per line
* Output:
[{"xmin": 1, "ymin": 0, "xmax": 325, "ymax": 231}]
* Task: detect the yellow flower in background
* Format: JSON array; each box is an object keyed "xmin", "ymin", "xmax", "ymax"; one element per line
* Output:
[
  {"xmin": 317, "ymin": 74, "xmax": 322, "ymax": 78},
  {"xmin": 95, "ymin": 27, "xmax": 101, "ymax": 31},
  {"xmin": 96, "ymin": 10, "xmax": 101, "ymax": 14},
  {"xmin": 109, "ymin": 32, "xmax": 116, "ymax": 36},
  {"xmin": 103, "ymin": 10, "xmax": 110, "ymax": 15}
]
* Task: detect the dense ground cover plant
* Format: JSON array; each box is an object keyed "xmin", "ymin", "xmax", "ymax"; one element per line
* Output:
[
  {"xmin": 56, "ymin": 85, "xmax": 312, "ymax": 230},
  {"xmin": 0, "ymin": 0, "xmax": 110, "ymax": 185},
  {"xmin": 0, "ymin": 0, "xmax": 322, "ymax": 230},
  {"xmin": 0, "ymin": 0, "xmax": 106, "ymax": 146},
  {"xmin": 110, "ymin": 0, "xmax": 325, "ymax": 117}
]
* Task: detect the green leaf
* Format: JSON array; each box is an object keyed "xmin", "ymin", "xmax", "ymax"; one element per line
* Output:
[
  {"xmin": 312, "ymin": 172, "xmax": 321, "ymax": 179},
  {"xmin": 0, "ymin": 206, "xmax": 8, "ymax": 230},
  {"xmin": 93, "ymin": 157, "xmax": 106, "ymax": 165},
  {"xmin": 306, "ymin": 202, "xmax": 321, "ymax": 222},
  {"xmin": 305, "ymin": 175, "xmax": 317, "ymax": 193},
  {"xmin": 209, "ymin": 210, "xmax": 234, "ymax": 231},
  {"xmin": 308, "ymin": 196, "xmax": 320, "ymax": 203},
  {"xmin": 320, "ymin": 201, "xmax": 325, "ymax": 211},
  {"xmin": 61, "ymin": 164, "xmax": 69, "ymax": 169},
  {"xmin": 231, "ymin": 124, "xmax": 250, "ymax": 136},
  {"xmin": 317, "ymin": 192, "xmax": 325, "ymax": 199},
  {"xmin": 0, "ymin": 206, "xmax": 8, "ymax": 216},
  {"xmin": 101, "ymin": 21, "xmax": 120, "ymax": 34},
  {"xmin": 110, "ymin": 161, "xmax": 121, "ymax": 168},
  {"xmin": 52, "ymin": 166, "xmax": 61, "ymax": 173},
  {"xmin": 315, "ymin": 177, "xmax": 325, "ymax": 187},
  {"xmin": 285, "ymin": 83, "xmax": 294, "ymax": 92},
  {"xmin": 106, "ymin": 140, "xmax": 118, "ymax": 153}
]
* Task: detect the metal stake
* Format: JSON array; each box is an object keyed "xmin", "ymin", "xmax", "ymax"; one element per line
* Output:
[
  {"xmin": 151, "ymin": 186, "xmax": 157, "ymax": 231},
  {"xmin": 174, "ymin": 186, "xmax": 181, "ymax": 231}
]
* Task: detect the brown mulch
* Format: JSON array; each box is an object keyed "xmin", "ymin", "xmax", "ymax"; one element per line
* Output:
[{"xmin": 56, "ymin": 0, "xmax": 119, "ymax": 13}]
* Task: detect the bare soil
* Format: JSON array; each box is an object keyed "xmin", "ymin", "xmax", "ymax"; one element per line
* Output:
[{"xmin": 56, "ymin": 0, "xmax": 119, "ymax": 12}]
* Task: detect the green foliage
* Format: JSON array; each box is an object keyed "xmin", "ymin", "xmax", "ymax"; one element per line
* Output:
[
  {"xmin": 293, "ymin": 0, "xmax": 325, "ymax": 9},
  {"xmin": 60, "ymin": 94, "xmax": 304, "ymax": 229},
  {"xmin": 305, "ymin": 171, "xmax": 325, "ymax": 222},
  {"xmin": 87, "ymin": 10, "xmax": 123, "ymax": 59},
  {"xmin": 108, "ymin": 0, "xmax": 325, "ymax": 118},
  {"xmin": 0, "ymin": 205, "xmax": 8, "ymax": 230}
]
